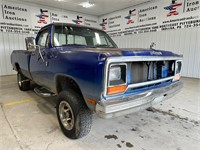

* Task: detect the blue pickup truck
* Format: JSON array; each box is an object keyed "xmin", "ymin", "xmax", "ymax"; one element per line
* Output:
[{"xmin": 11, "ymin": 23, "xmax": 183, "ymax": 139}]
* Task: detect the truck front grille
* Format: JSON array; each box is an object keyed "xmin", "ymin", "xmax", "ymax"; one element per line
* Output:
[
  {"xmin": 103, "ymin": 56, "xmax": 182, "ymax": 96},
  {"xmin": 130, "ymin": 60, "xmax": 175, "ymax": 86}
]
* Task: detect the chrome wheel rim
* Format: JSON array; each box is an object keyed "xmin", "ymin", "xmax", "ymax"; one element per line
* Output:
[
  {"xmin": 59, "ymin": 101, "xmax": 74, "ymax": 130},
  {"xmin": 18, "ymin": 73, "xmax": 22, "ymax": 87}
]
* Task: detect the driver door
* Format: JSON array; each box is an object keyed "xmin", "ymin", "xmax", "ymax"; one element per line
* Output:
[{"xmin": 30, "ymin": 27, "xmax": 50, "ymax": 86}]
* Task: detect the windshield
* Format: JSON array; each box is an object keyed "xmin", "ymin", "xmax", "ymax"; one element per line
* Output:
[{"xmin": 53, "ymin": 25, "xmax": 117, "ymax": 48}]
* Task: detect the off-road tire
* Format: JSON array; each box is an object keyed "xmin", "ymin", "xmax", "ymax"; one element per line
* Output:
[
  {"xmin": 56, "ymin": 90, "xmax": 92, "ymax": 139},
  {"xmin": 17, "ymin": 71, "xmax": 30, "ymax": 91}
]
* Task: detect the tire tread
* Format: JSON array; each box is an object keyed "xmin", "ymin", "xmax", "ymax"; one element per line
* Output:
[{"xmin": 57, "ymin": 90, "xmax": 92, "ymax": 139}]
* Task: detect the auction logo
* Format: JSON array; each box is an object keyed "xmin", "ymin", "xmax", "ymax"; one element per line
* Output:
[
  {"xmin": 36, "ymin": 9, "xmax": 49, "ymax": 24},
  {"xmin": 100, "ymin": 18, "xmax": 107, "ymax": 30},
  {"xmin": 72, "ymin": 16, "xmax": 83, "ymax": 24},
  {"xmin": 164, "ymin": 0, "xmax": 182, "ymax": 17},
  {"xmin": 125, "ymin": 9, "xmax": 136, "ymax": 24}
]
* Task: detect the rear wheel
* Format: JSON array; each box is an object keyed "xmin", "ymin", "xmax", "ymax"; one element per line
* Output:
[
  {"xmin": 17, "ymin": 71, "xmax": 30, "ymax": 91},
  {"xmin": 56, "ymin": 90, "xmax": 92, "ymax": 139}
]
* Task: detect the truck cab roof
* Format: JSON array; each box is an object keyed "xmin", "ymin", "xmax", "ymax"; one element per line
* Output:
[{"xmin": 40, "ymin": 22, "xmax": 103, "ymax": 32}]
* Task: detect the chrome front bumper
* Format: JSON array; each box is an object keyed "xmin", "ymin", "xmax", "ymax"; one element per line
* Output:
[{"xmin": 96, "ymin": 81, "xmax": 183, "ymax": 119}]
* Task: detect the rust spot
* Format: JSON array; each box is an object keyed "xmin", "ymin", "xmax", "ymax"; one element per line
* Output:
[
  {"xmin": 117, "ymin": 144, "xmax": 122, "ymax": 148},
  {"xmin": 126, "ymin": 142, "xmax": 134, "ymax": 148},
  {"xmin": 104, "ymin": 135, "xmax": 118, "ymax": 140},
  {"xmin": 140, "ymin": 135, "xmax": 144, "ymax": 138},
  {"xmin": 147, "ymin": 107, "xmax": 200, "ymax": 126},
  {"xmin": 47, "ymin": 126, "xmax": 58, "ymax": 134},
  {"xmin": 131, "ymin": 128, "xmax": 137, "ymax": 131}
]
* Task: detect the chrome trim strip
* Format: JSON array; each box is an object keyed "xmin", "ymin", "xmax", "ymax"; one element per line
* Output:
[
  {"xmin": 20, "ymin": 79, "xmax": 30, "ymax": 83},
  {"xmin": 127, "ymin": 76, "xmax": 174, "ymax": 89},
  {"xmin": 103, "ymin": 56, "xmax": 182, "ymax": 97},
  {"xmin": 107, "ymin": 56, "xmax": 182, "ymax": 63}
]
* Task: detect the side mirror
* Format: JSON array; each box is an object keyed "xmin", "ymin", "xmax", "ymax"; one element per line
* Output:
[{"xmin": 25, "ymin": 37, "xmax": 36, "ymax": 52}]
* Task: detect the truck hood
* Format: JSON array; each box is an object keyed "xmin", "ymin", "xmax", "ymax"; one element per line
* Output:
[{"xmin": 60, "ymin": 47, "xmax": 180, "ymax": 58}]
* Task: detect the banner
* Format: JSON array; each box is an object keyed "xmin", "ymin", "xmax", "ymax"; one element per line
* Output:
[
  {"xmin": 0, "ymin": 1, "xmax": 99, "ymax": 34},
  {"xmin": 0, "ymin": 1, "xmax": 32, "ymax": 34},
  {"xmin": 99, "ymin": 0, "xmax": 200, "ymax": 37}
]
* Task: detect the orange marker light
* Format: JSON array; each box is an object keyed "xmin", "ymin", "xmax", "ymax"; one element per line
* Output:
[
  {"xmin": 87, "ymin": 99, "xmax": 97, "ymax": 105},
  {"xmin": 107, "ymin": 85, "xmax": 127, "ymax": 95}
]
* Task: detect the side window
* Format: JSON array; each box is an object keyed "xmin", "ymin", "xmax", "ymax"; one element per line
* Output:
[
  {"xmin": 54, "ymin": 26, "xmax": 87, "ymax": 46},
  {"xmin": 54, "ymin": 26, "xmax": 67, "ymax": 46},
  {"xmin": 37, "ymin": 29, "xmax": 49, "ymax": 48}
]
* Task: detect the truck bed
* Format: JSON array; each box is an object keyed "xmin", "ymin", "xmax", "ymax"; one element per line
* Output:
[{"xmin": 11, "ymin": 50, "xmax": 32, "ymax": 79}]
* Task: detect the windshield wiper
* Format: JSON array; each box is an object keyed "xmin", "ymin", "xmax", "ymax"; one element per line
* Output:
[
  {"xmin": 62, "ymin": 44, "xmax": 87, "ymax": 46},
  {"xmin": 94, "ymin": 44, "xmax": 113, "ymax": 48},
  {"xmin": 61, "ymin": 44, "xmax": 114, "ymax": 48}
]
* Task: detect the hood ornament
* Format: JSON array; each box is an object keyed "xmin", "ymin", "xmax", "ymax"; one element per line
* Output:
[{"xmin": 150, "ymin": 42, "xmax": 156, "ymax": 49}]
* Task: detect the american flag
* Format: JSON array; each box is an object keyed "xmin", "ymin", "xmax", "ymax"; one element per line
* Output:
[
  {"xmin": 36, "ymin": 9, "xmax": 48, "ymax": 24},
  {"xmin": 164, "ymin": 3, "xmax": 182, "ymax": 17}
]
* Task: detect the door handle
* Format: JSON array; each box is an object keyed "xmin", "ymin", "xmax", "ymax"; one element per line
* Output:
[{"xmin": 38, "ymin": 50, "xmax": 45, "ymax": 62}]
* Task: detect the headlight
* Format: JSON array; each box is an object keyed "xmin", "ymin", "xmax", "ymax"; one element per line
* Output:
[
  {"xmin": 107, "ymin": 64, "xmax": 127, "ymax": 95},
  {"xmin": 108, "ymin": 64, "xmax": 127, "ymax": 86},
  {"xmin": 174, "ymin": 60, "xmax": 182, "ymax": 81},
  {"xmin": 109, "ymin": 66, "xmax": 121, "ymax": 81},
  {"xmin": 176, "ymin": 61, "xmax": 182, "ymax": 74}
]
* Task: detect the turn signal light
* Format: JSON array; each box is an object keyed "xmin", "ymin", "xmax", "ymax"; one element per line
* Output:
[
  {"xmin": 87, "ymin": 99, "xmax": 97, "ymax": 105},
  {"xmin": 107, "ymin": 85, "xmax": 127, "ymax": 95},
  {"xmin": 174, "ymin": 73, "xmax": 180, "ymax": 81}
]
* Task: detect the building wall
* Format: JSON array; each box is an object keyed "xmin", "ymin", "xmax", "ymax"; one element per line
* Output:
[
  {"xmin": 112, "ymin": 27, "xmax": 200, "ymax": 78},
  {"xmin": 0, "ymin": 32, "xmax": 34, "ymax": 75}
]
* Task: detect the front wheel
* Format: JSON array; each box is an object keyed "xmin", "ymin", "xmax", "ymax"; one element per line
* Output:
[
  {"xmin": 17, "ymin": 72, "xmax": 30, "ymax": 91},
  {"xmin": 56, "ymin": 90, "xmax": 92, "ymax": 139}
]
